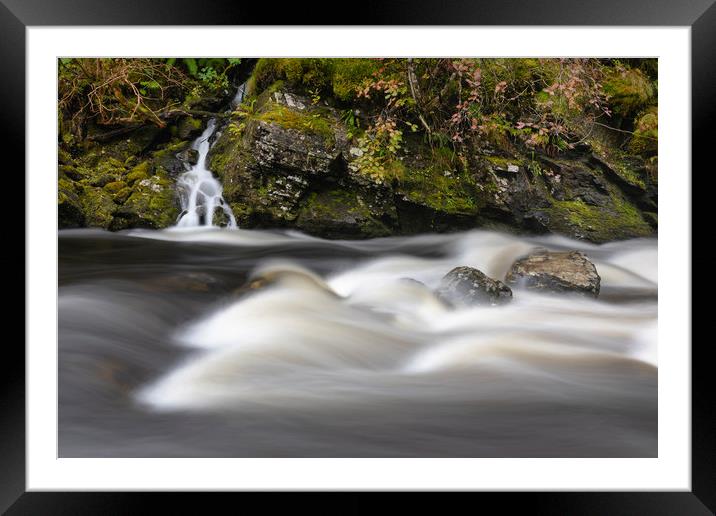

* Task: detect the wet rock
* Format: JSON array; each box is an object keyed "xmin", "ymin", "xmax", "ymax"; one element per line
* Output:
[
  {"xmin": 273, "ymin": 91, "xmax": 308, "ymax": 111},
  {"xmin": 89, "ymin": 173, "xmax": 117, "ymax": 188},
  {"xmin": 436, "ymin": 266, "xmax": 513, "ymax": 307},
  {"xmin": 125, "ymin": 161, "xmax": 152, "ymax": 185},
  {"xmin": 79, "ymin": 186, "xmax": 117, "ymax": 229},
  {"xmin": 505, "ymin": 248, "xmax": 600, "ymax": 297},
  {"xmin": 233, "ymin": 266, "xmax": 337, "ymax": 299},
  {"xmin": 143, "ymin": 272, "xmax": 222, "ymax": 293},
  {"xmin": 176, "ymin": 116, "xmax": 204, "ymax": 140},
  {"xmin": 58, "ymin": 175, "xmax": 85, "ymax": 227},
  {"xmin": 295, "ymin": 188, "xmax": 392, "ymax": 239},
  {"xmin": 252, "ymin": 118, "xmax": 343, "ymax": 176},
  {"xmin": 233, "ymin": 275, "xmax": 275, "ymax": 297},
  {"xmin": 151, "ymin": 141, "xmax": 191, "ymax": 177},
  {"xmin": 176, "ymin": 148, "xmax": 199, "ymax": 166},
  {"xmin": 110, "ymin": 172, "xmax": 178, "ymax": 230},
  {"xmin": 399, "ymin": 278, "xmax": 427, "ymax": 288}
]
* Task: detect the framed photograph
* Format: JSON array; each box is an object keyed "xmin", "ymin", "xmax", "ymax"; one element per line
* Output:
[{"xmin": 7, "ymin": 0, "xmax": 713, "ymax": 513}]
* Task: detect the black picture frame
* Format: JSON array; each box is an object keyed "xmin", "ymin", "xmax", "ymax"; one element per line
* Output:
[{"xmin": 6, "ymin": 1, "xmax": 713, "ymax": 513}]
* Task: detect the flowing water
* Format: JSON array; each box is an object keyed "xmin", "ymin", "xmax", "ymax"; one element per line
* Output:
[
  {"xmin": 175, "ymin": 83, "xmax": 245, "ymax": 228},
  {"xmin": 58, "ymin": 228, "xmax": 657, "ymax": 457},
  {"xmin": 175, "ymin": 120, "xmax": 237, "ymax": 228}
]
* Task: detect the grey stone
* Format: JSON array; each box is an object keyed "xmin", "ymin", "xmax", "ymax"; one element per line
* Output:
[
  {"xmin": 505, "ymin": 248, "xmax": 600, "ymax": 297},
  {"xmin": 436, "ymin": 266, "xmax": 513, "ymax": 307}
]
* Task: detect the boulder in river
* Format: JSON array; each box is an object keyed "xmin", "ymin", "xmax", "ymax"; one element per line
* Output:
[
  {"xmin": 436, "ymin": 266, "xmax": 513, "ymax": 307},
  {"xmin": 505, "ymin": 248, "xmax": 600, "ymax": 297}
]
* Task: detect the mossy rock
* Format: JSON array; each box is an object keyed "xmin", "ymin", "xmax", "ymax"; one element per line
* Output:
[
  {"xmin": 296, "ymin": 188, "xmax": 392, "ymax": 238},
  {"xmin": 151, "ymin": 141, "xmax": 192, "ymax": 176},
  {"xmin": 545, "ymin": 190, "xmax": 653, "ymax": 242},
  {"xmin": 111, "ymin": 173, "xmax": 178, "ymax": 230},
  {"xmin": 85, "ymin": 125, "xmax": 162, "ymax": 161},
  {"xmin": 103, "ymin": 181, "xmax": 127, "ymax": 194},
  {"xmin": 391, "ymin": 146, "xmax": 485, "ymax": 216},
  {"xmin": 88, "ymin": 174, "xmax": 117, "ymax": 188},
  {"xmin": 252, "ymin": 58, "xmax": 380, "ymax": 104},
  {"xmin": 604, "ymin": 66, "xmax": 655, "ymax": 116},
  {"xmin": 59, "ymin": 164, "xmax": 82, "ymax": 181},
  {"xmin": 58, "ymin": 175, "xmax": 85, "ymax": 228},
  {"xmin": 254, "ymin": 97, "xmax": 338, "ymax": 146},
  {"xmin": 112, "ymin": 186, "xmax": 133, "ymax": 204},
  {"xmin": 79, "ymin": 186, "xmax": 117, "ymax": 229},
  {"xmin": 176, "ymin": 116, "xmax": 204, "ymax": 139},
  {"xmin": 643, "ymin": 211, "xmax": 658, "ymax": 229},
  {"xmin": 588, "ymin": 140, "xmax": 648, "ymax": 191},
  {"xmin": 126, "ymin": 161, "xmax": 153, "ymax": 185},
  {"xmin": 630, "ymin": 107, "xmax": 658, "ymax": 157},
  {"xmin": 214, "ymin": 92, "xmax": 348, "ymax": 182},
  {"xmin": 58, "ymin": 147, "xmax": 74, "ymax": 166},
  {"xmin": 252, "ymin": 58, "xmax": 334, "ymax": 97}
]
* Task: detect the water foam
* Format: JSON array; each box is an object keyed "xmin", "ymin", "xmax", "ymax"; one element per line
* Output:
[{"xmin": 136, "ymin": 231, "xmax": 657, "ymax": 412}]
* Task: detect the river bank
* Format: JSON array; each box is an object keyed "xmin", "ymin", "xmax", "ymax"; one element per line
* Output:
[{"xmin": 58, "ymin": 58, "xmax": 658, "ymax": 243}]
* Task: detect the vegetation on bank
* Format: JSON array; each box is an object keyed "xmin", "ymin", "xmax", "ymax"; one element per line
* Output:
[
  {"xmin": 59, "ymin": 58, "xmax": 241, "ymax": 140},
  {"xmin": 246, "ymin": 58, "xmax": 657, "ymax": 179},
  {"xmin": 57, "ymin": 57, "xmax": 658, "ymax": 241}
]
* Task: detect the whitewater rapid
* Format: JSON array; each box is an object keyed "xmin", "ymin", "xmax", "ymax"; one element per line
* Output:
[
  {"xmin": 132, "ymin": 229, "xmax": 657, "ymax": 412},
  {"xmin": 59, "ymin": 227, "xmax": 657, "ymax": 457}
]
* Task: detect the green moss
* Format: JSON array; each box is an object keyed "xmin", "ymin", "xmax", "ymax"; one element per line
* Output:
[
  {"xmin": 298, "ymin": 188, "xmax": 391, "ymax": 238},
  {"xmin": 546, "ymin": 194, "xmax": 653, "ymax": 242},
  {"xmin": 126, "ymin": 161, "xmax": 152, "ymax": 184},
  {"xmin": 630, "ymin": 107, "xmax": 658, "ymax": 156},
  {"xmin": 116, "ymin": 173, "xmax": 178, "ymax": 229},
  {"xmin": 105, "ymin": 157, "xmax": 125, "ymax": 169},
  {"xmin": 302, "ymin": 189, "xmax": 367, "ymax": 218},
  {"xmin": 58, "ymin": 175, "xmax": 81, "ymax": 208},
  {"xmin": 58, "ymin": 147, "xmax": 73, "ymax": 165},
  {"xmin": 113, "ymin": 187, "xmax": 132, "ymax": 204},
  {"xmin": 58, "ymin": 175, "xmax": 85, "ymax": 227},
  {"xmin": 252, "ymin": 58, "xmax": 379, "ymax": 103},
  {"xmin": 80, "ymin": 186, "xmax": 116, "ymax": 228},
  {"xmin": 253, "ymin": 58, "xmax": 333, "ymax": 95},
  {"xmin": 604, "ymin": 66, "xmax": 655, "ymax": 116},
  {"xmin": 176, "ymin": 116, "xmax": 203, "ymax": 139},
  {"xmin": 400, "ymin": 172, "xmax": 480, "ymax": 214},
  {"xmin": 590, "ymin": 140, "xmax": 647, "ymax": 189},
  {"xmin": 332, "ymin": 59, "xmax": 380, "ymax": 101},
  {"xmin": 103, "ymin": 181, "xmax": 127, "ymax": 194},
  {"xmin": 153, "ymin": 140, "xmax": 189, "ymax": 157},
  {"xmin": 383, "ymin": 147, "xmax": 483, "ymax": 215},
  {"xmin": 256, "ymin": 103, "xmax": 336, "ymax": 144},
  {"xmin": 485, "ymin": 155, "xmax": 521, "ymax": 170}
]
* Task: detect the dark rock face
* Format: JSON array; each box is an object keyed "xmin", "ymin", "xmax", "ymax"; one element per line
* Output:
[
  {"xmin": 436, "ymin": 266, "xmax": 513, "ymax": 307},
  {"xmin": 505, "ymin": 249, "xmax": 601, "ymax": 297},
  {"xmin": 252, "ymin": 120, "xmax": 343, "ymax": 177}
]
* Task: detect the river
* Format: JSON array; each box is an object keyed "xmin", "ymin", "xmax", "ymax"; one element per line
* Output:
[{"xmin": 58, "ymin": 227, "xmax": 657, "ymax": 457}]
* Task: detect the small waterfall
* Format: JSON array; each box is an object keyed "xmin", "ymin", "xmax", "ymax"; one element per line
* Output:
[{"xmin": 175, "ymin": 83, "xmax": 246, "ymax": 228}]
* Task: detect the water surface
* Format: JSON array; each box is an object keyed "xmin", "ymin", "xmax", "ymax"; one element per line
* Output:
[{"xmin": 59, "ymin": 228, "xmax": 657, "ymax": 457}]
